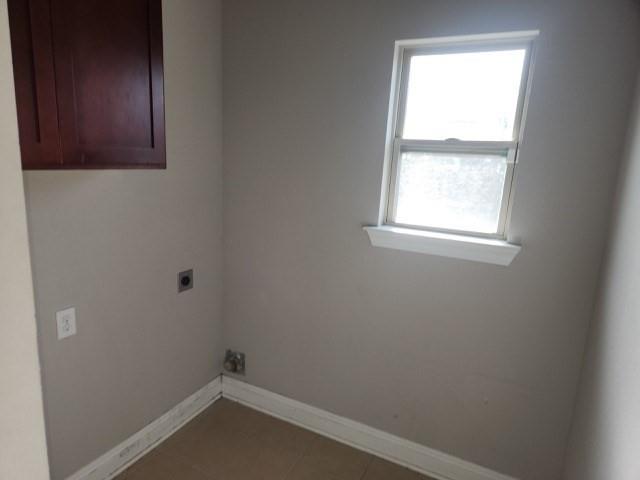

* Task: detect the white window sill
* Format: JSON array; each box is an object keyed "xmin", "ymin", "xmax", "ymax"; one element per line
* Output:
[{"xmin": 363, "ymin": 226, "xmax": 521, "ymax": 266}]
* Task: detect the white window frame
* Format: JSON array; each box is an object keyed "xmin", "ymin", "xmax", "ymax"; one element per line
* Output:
[
  {"xmin": 385, "ymin": 31, "xmax": 537, "ymax": 239},
  {"xmin": 366, "ymin": 31, "xmax": 538, "ymax": 265}
]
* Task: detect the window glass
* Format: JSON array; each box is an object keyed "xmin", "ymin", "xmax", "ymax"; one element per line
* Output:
[
  {"xmin": 402, "ymin": 49, "xmax": 527, "ymax": 141},
  {"xmin": 394, "ymin": 151, "xmax": 508, "ymax": 233}
]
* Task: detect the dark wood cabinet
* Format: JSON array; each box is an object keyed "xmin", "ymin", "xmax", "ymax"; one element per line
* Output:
[{"xmin": 8, "ymin": 0, "xmax": 165, "ymax": 170}]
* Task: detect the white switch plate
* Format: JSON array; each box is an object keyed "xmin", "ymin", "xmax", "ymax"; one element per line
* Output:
[{"xmin": 56, "ymin": 307, "xmax": 77, "ymax": 340}]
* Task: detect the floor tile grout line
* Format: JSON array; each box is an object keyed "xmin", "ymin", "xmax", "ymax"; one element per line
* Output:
[
  {"xmin": 282, "ymin": 432, "xmax": 321, "ymax": 480},
  {"xmin": 359, "ymin": 455, "xmax": 376, "ymax": 480},
  {"xmin": 281, "ymin": 431, "xmax": 321, "ymax": 480}
]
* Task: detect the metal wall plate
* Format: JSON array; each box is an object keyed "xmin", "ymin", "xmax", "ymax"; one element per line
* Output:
[{"xmin": 224, "ymin": 349, "xmax": 246, "ymax": 375}]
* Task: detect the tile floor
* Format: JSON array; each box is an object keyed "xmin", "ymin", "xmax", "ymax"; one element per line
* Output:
[{"xmin": 116, "ymin": 399, "xmax": 435, "ymax": 480}]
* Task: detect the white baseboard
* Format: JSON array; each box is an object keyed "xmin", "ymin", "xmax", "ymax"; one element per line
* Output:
[
  {"xmin": 66, "ymin": 376, "xmax": 222, "ymax": 480},
  {"xmin": 221, "ymin": 376, "xmax": 517, "ymax": 480},
  {"xmin": 66, "ymin": 374, "xmax": 517, "ymax": 480}
]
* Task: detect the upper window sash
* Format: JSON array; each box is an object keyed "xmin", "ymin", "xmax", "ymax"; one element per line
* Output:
[{"xmin": 393, "ymin": 36, "xmax": 536, "ymax": 145}]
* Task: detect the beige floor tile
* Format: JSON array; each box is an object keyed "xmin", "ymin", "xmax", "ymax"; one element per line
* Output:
[
  {"xmin": 159, "ymin": 399, "xmax": 249, "ymax": 458},
  {"xmin": 362, "ymin": 457, "xmax": 435, "ymax": 480},
  {"xmin": 161, "ymin": 421, "xmax": 244, "ymax": 476},
  {"xmin": 222, "ymin": 416, "xmax": 317, "ymax": 480},
  {"xmin": 161, "ymin": 400, "xmax": 316, "ymax": 480},
  {"xmin": 114, "ymin": 400, "xmax": 434, "ymax": 480},
  {"xmin": 286, "ymin": 436, "xmax": 372, "ymax": 480},
  {"xmin": 247, "ymin": 413, "xmax": 318, "ymax": 454},
  {"xmin": 115, "ymin": 450, "xmax": 213, "ymax": 480},
  {"xmin": 168, "ymin": 430, "xmax": 301, "ymax": 480}
]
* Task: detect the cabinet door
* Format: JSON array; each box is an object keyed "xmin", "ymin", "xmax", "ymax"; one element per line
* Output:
[
  {"xmin": 8, "ymin": 0, "xmax": 62, "ymax": 169},
  {"xmin": 51, "ymin": 0, "xmax": 165, "ymax": 169}
]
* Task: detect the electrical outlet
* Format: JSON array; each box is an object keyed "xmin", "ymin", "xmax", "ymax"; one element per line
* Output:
[
  {"xmin": 56, "ymin": 307, "xmax": 77, "ymax": 340},
  {"xmin": 178, "ymin": 269, "xmax": 194, "ymax": 293}
]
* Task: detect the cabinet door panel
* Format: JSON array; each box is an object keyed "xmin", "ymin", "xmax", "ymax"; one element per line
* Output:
[
  {"xmin": 51, "ymin": 0, "xmax": 165, "ymax": 168},
  {"xmin": 8, "ymin": 0, "xmax": 61, "ymax": 169}
]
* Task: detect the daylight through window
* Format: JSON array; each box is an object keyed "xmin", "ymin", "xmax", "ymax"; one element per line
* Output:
[{"xmin": 385, "ymin": 33, "xmax": 536, "ymax": 237}]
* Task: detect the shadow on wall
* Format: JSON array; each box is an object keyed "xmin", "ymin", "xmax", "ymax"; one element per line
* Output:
[{"xmin": 564, "ymin": 73, "xmax": 640, "ymax": 480}]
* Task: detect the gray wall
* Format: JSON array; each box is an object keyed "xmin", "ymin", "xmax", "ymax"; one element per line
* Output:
[
  {"xmin": 23, "ymin": 1, "xmax": 223, "ymax": 478},
  {"xmin": 0, "ymin": 0, "xmax": 50, "ymax": 477},
  {"xmin": 563, "ymin": 73, "xmax": 640, "ymax": 480},
  {"xmin": 222, "ymin": 1, "xmax": 640, "ymax": 479}
]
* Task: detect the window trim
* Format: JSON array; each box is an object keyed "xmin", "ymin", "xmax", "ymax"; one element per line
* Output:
[
  {"xmin": 377, "ymin": 31, "xmax": 539, "ymax": 243},
  {"xmin": 364, "ymin": 225, "xmax": 522, "ymax": 266}
]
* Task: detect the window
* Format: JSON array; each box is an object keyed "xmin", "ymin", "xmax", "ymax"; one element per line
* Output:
[{"xmin": 383, "ymin": 32, "xmax": 536, "ymax": 240}]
